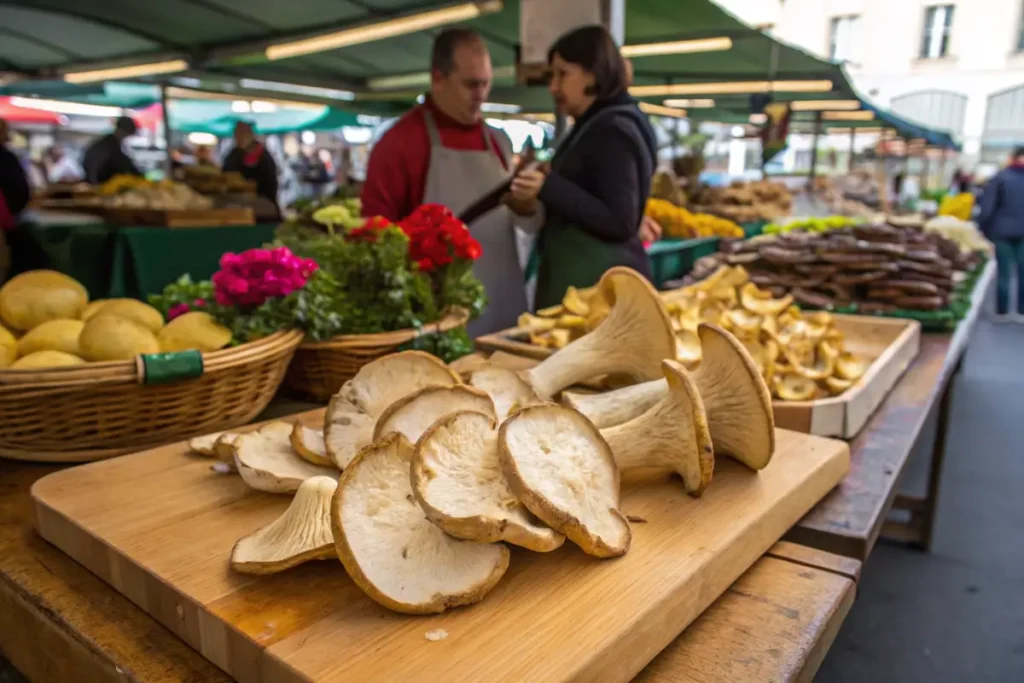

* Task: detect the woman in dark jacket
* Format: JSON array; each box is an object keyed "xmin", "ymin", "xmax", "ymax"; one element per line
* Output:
[{"xmin": 510, "ymin": 25, "xmax": 657, "ymax": 308}]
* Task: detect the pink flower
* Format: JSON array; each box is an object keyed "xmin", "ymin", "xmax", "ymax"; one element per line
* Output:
[
  {"xmin": 167, "ymin": 303, "xmax": 191, "ymax": 321},
  {"xmin": 212, "ymin": 246, "xmax": 318, "ymax": 308}
]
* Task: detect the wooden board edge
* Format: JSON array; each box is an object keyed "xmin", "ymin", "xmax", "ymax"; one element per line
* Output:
[
  {"xmin": 579, "ymin": 438, "xmax": 852, "ymax": 683},
  {"xmin": 765, "ymin": 541, "xmax": 862, "ymax": 582},
  {"xmin": 794, "ymin": 575, "xmax": 856, "ymax": 683}
]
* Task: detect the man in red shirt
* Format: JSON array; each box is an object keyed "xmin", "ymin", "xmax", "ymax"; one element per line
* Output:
[{"xmin": 363, "ymin": 28, "xmax": 540, "ymax": 335}]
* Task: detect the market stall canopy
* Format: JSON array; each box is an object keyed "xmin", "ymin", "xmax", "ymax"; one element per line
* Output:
[{"xmin": 0, "ymin": 96, "xmax": 64, "ymax": 124}]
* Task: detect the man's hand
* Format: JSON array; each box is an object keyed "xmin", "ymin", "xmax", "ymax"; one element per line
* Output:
[
  {"xmin": 639, "ymin": 215, "xmax": 662, "ymax": 243},
  {"xmin": 501, "ymin": 192, "xmax": 539, "ymax": 216}
]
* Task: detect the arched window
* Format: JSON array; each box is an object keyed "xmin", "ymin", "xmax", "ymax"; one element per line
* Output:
[
  {"xmin": 890, "ymin": 90, "xmax": 967, "ymax": 137},
  {"xmin": 982, "ymin": 84, "xmax": 1024, "ymax": 162}
]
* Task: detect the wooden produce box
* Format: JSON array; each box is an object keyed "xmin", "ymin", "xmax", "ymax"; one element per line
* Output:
[
  {"xmin": 478, "ymin": 314, "xmax": 921, "ymax": 439},
  {"xmin": 102, "ymin": 206, "xmax": 255, "ymax": 228},
  {"xmin": 32, "ymin": 411, "xmax": 849, "ymax": 683}
]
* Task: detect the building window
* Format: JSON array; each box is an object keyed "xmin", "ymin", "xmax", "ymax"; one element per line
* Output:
[
  {"xmin": 920, "ymin": 5, "xmax": 955, "ymax": 59},
  {"xmin": 829, "ymin": 15, "xmax": 859, "ymax": 62}
]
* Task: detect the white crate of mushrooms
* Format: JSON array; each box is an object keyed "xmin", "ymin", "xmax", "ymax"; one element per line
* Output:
[{"xmin": 193, "ymin": 267, "xmax": 780, "ymax": 614}]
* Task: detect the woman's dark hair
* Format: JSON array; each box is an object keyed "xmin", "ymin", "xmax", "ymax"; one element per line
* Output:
[{"xmin": 548, "ymin": 25, "xmax": 628, "ymax": 100}]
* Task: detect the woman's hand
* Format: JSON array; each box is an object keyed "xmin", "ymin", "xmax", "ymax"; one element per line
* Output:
[
  {"xmin": 639, "ymin": 215, "xmax": 662, "ymax": 243},
  {"xmin": 511, "ymin": 168, "xmax": 546, "ymax": 202}
]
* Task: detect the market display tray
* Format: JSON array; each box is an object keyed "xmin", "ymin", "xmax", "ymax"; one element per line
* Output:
[
  {"xmin": 32, "ymin": 410, "xmax": 848, "ymax": 683},
  {"xmin": 477, "ymin": 313, "xmax": 921, "ymax": 439},
  {"xmin": 102, "ymin": 207, "xmax": 255, "ymax": 227}
]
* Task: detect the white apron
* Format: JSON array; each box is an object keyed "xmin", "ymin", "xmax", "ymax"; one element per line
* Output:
[{"xmin": 421, "ymin": 109, "xmax": 531, "ymax": 336}]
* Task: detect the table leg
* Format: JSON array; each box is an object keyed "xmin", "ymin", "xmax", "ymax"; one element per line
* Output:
[{"xmin": 883, "ymin": 358, "xmax": 961, "ymax": 550}]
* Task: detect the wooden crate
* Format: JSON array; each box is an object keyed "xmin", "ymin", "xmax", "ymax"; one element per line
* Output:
[
  {"xmin": 478, "ymin": 314, "xmax": 921, "ymax": 439},
  {"xmin": 32, "ymin": 412, "xmax": 849, "ymax": 683},
  {"xmin": 102, "ymin": 207, "xmax": 255, "ymax": 227}
]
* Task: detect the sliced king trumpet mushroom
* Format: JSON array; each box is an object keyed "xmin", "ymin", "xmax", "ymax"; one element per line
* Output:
[
  {"xmin": 231, "ymin": 476, "xmax": 337, "ymax": 574},
  {"xmin": 290, "ymin": 424, "xmax": 332, "ymax": 467},
  {"xmin": 412, "ymin": 411, "xmax": 564, "ymax": 552},
  {"xmin": 373, "ymin": 385, "xmax": 495, "ymax": 445},
  {"xmin": 520, "ymin": 267, "xmax": 676, "ymax": 399},
  {"xmin": 600, "ymin": 360, "xmax": 714, "ymax": 496},
  {"xmin": 468, "ymin": 364, "xmax": 541, "ymax": 419},
  {"xmin": 565, "ymin": 324, "xmax": 776, "ymax": 471},
  {"xmin": 324, "ymin": 351, "xmax": 461, "ymax": 469},
  {"xmin": 498, "ymin": 404, "xmax": 630, "ymax": 558},
  {"xmin": 774, "ymin": 373, "xmax": 818, "ymax": 401},
  {"xmin": 235, "ymin": 421, "xmax": 337, "ymax": 494},
  {"xmin": 739, "ymin": 282, "xmax": 794, "ymax": 317},
  {"xmin": 332, "ymin": 433, "xmax": 510, "ymax": 615},
  {"xmin": 835, "ymin": 352, "xmax": 868, "ymax": 381}
]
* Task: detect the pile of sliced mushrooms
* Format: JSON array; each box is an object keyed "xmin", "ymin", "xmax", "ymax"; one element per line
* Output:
[
  {"xmin": 188, "ymin": 267, "xmax": 777, "ymax": 616},
  {"xmin": 663, "ymin": 265, "xmax": 868, "ymax": 402}
]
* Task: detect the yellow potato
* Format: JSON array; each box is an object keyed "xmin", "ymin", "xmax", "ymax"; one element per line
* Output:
[
  {"xmin": 78, "ymin": 316, "xmax": 159, "ymax": 361},
  {"xmin": 16, "ymin": 319, "xmax": 84, "ymax": 357},
  {"xmin": 10, "ymin": 350, "xmax": 86, "ymax": 369},
  {"xmin": 0, "ymin": 270, "xmax": 88, "ymax": 331}
]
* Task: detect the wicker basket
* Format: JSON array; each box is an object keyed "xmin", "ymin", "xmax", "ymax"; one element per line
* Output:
[
  {"xmin": 0, "ymin": 330, "xmax": 304, "ymax": 463},
  {"xmin": 283, "ymin": 308, "xmax": 470, "ymax": 401}
]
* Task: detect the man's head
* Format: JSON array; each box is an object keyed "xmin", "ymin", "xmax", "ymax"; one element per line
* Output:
[
  {"xmin": 234, "ymin": 120, "xmax": 256, "ymax": 148},
  {"xmin": 1013, "ymin": 146, "xmax": 1024, "ymax": 163},
  {"xmin": 430, "ymin": 28, "xmax": 491, "ymax": 125},
  {"xmin": 114, "ymin": 115, "xmax": 138, "ymax": 140}
]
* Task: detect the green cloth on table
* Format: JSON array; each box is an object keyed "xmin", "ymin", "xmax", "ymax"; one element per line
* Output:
[
  {"xmin": 113, "ymin": 225, "xmax": 277, "ymax": 299},
  {"xmin": 7, "ymin": 222, "xmax": 277, "ymax": 300}
]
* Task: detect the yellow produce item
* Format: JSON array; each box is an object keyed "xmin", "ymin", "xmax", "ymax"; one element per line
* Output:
[
  {"xmin": 0, "ymin": 270, "xmax": 89, "ymax": 331},
  {"xmin": 0, "ymin": 325, "xmax": 16, "ymax": 368},
  {"xmin": 157, "ymin": 311, "xmax": 232, "ymax": 353},
  {"xmin": 78, "ymin": 316, "xmax": 159, "ymax": 361},
  {"xmin": 16, "ymin": 319, "xmax": 84, "ymax": 357},
  {"xmin": 81, "ymin": 300, "xmax": 110, "ymax": 321},
  {"xmin": 10, "ymin": 350, "xmax": 86, "ymax": 369},
  {"xmin": 644, "ymin": 198, "xmax": 744, "ymax": 239},
  {"xmin": 89, "ymin": 299, "xmax": 164, "ymax": 333},
  {"xmin": 938, "ymin": 194, "xmax": 974, "ymax": 221}
]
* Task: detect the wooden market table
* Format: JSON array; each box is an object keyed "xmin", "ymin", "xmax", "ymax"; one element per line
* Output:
[
  {"xmin": 784, "ymin": 261, "xmax": 994, "ymax": 560},
  {"xmin": 0, "ymin": 459, "xmax": 858, "ymax": 683}
]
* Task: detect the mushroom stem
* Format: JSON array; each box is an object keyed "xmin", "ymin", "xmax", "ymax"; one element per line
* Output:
[
  {"xmin": 520, "ymin": 267, "xmax": 676, "ymax": 399},
  {"xmin": 600, "ymin": 360, "xmax": 714, "ymax": 496},
  {"xmin": 566, "ymin": 324, "xmax": 777, "ymax": 472}
]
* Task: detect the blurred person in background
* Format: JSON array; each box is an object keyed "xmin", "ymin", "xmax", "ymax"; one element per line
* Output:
[
  {"xmin": 44, "ymin": 145, "xmax": 83, "ymax": 183},
  {"xmin": 0, "ymin": 118, "xmax": 29, "ymax": 231},
  {"xmin": 193, "ymin": 145, "xmax": 217, "ymax": 167},
  {"xmin": 361, "ymin": 28, "xmax": 541, "ymax": 335},
  {"xmin": 977, "ymin": 146, "xmax": 1024, "ymax": 319},
  {"xmin": 509, "ymin": 25, "xmax": 657, "ymax": 308},
  {"xmin": 223, "ymin": 120, "xmax": 279, "ymax": 216},
  {"xmin": 82, "ymin": 116, "xmax": 142, "ymax": 184}
]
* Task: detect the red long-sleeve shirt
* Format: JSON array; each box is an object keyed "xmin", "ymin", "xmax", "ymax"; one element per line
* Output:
[{"xmin": 361, "ymin": 98, "xmax": 508, "ymax": 221}]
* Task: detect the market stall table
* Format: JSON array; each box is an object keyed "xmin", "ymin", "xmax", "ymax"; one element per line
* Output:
[
  {"xmin": 784, "ymin": 260, "xmax": 994, "ymax": 559},
  {"xmin": 0, "ymin": 458, "xmax": 858, "ymax": 683},
  {"xmin": 6, "ymin": 220, "xmax": 278, "ymax": 299}
]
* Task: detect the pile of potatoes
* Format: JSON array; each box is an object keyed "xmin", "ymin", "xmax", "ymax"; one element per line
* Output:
[{"xmin": 0, "ymin": 270, "xmax": 232, "ymax": 370}]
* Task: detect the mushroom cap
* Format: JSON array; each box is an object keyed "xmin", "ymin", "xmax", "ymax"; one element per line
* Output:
[
  {"xmin": 824, "ymin": 376, "xmax": 855, "ymax": 395},
  {"xmin": 188, "ymin": 431, "xmax": 225, "ymax": 457},
  {"xmin": 562, "ymin": 379, "xmax": 665, "ymax": 429},
  {"xmin": 601, "ymin": 360, "xmax": 714, "ymax": 496},
  {"xmin": 324, "ymin": 351, "xmax": 461, "ymax": 469},
  {"xmin": 412, "ymin": 411, "xmax": 564, "ymax": 552},
  {"xmin": 774, "ymin": 373, "xmax": 818, "ymax": 401},
  {"xmin": 740, "ymin": 282, "xmax": 794, "ymax": 317},
  {"xmin": 522, "ymin": 267, "xmax": 676, "ymax": 398},
  {"xmin": 835, "ymin": 352, "xmax": 868, "ymax": 381},
  {"xmin": 213, "ymin": 433, "xmax": 240, "ymax": 468},
  {"xmin": 373, "ymin": 385, "xmax": 495, "ymax": 444},
  {"xmin": 498, "ymin": 404, "xmax": 630, "ymax": 558},
  {"xmin": 332, "ymin": 433, "xmax": 510, "ymax": 615},
  {"xmin": 290, "ymin": 423, "xmax": 333, "ymax": 468},
  {"xmin": 691, "ymin": 324, "xmax": 776, "ymax": 471},
  {"xmin": 231, "ymin": 476, "xmax": 337, "ymax": 574},
  {"xmin": 468, "ymin": 364, "xmax": 540, "ymax": 419},
  {"xmin": 235, "ymin": 422, "xmax": 338, "ymax": 494}
]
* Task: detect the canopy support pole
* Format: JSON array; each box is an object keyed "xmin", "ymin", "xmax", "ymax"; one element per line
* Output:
[
  {"xmin": 921, "ymin": 151, "xmax": 930, "ymax": 191},
  {"xmin": 808, "ymin": 111, "xmax": 822, "ymax": 187},
  {"xmin": 161, "ymin": 85, "xmax": 173, "ymax": 177},
  {"xmin": 848, "ymin": 127, "xmax": 856, "ymax": 172}
]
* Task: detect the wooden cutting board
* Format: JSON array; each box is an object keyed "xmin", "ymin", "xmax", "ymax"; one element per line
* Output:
[{"xmin": 32, "ymin": 411, "xmax": 849, "ymax": 683}]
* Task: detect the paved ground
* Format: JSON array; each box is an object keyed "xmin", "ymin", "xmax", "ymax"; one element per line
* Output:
[
  {"xmin": 817, "ymin": 306, "xmax": 1024, "ymax": 682},
  {"xmin": 3, "ymin": 296, "xmax": 1022, "ymax": 682}
]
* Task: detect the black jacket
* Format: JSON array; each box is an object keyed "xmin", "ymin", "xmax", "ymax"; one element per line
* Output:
[
  {"xmin": 82, "ymin": 134, "xmax": 141, "ymax": 184},
  {"xmin": 538, "ymin": 93, "xmax": 657, "ymax": 276},
  {"xmin": 223, "ymin": 144, "xmax": 280, "ymax": 211},
  {"xmin": 0, "ymin": 145, "xmax": 29, "ymax": 217}
]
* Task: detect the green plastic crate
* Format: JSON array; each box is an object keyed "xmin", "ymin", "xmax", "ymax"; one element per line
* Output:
[{"xmin": 645, "ymin": 237, "xmax": 720, "ymax": 288}]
